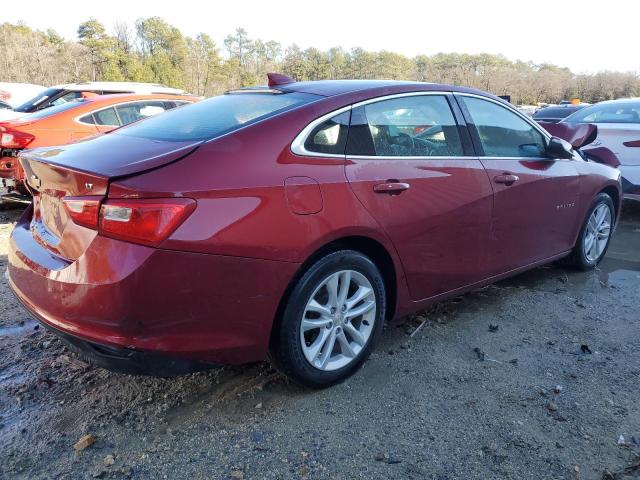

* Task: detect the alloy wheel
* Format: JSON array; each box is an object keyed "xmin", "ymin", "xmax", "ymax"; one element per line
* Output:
[
  {"xmin": 300, "ymin": 270, "xmax": 376, "ymax": 371},
  {"xmin": 583, "ymin": 203, "xmax": 612, "ymax": 263}
]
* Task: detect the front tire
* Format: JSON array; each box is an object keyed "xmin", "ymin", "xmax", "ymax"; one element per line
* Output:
[
  {"xmin": 565, "ymin": 192, "xmax": 614, "ymax": 270},
  {"xmin": 270, "ymin": 250, "xmax": 386, "ymax": 388}
]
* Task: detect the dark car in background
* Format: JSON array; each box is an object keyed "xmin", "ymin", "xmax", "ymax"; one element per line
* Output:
[{"xmin": 533, "ymin": 105, "xmax": 587, "ymax": 124}]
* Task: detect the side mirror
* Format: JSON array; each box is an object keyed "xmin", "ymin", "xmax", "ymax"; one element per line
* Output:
[{"xmin": 546, "ymin": 136, "xmax": 574, "ymax": 159}]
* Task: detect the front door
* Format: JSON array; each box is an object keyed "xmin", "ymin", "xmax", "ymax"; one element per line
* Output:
[
  {"xmin": 456, "ymin": 94, "xmax": 580, "ymax": 274},
  {"xmin": 344, "ymin": 93, "xmax": 494, "ymax": 301}
]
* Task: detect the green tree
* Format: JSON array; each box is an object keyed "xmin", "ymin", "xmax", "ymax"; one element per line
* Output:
[
  {"xmin": 78, "ymin": 19, "xmax": 117, "ymax": 81},
  {"xmin": 135, "ymin": 17, "xmax": 186, "ymax": 87},
  {"xmin": 224, "ymin": 28, "xmax": 253, "ymax": 67}
]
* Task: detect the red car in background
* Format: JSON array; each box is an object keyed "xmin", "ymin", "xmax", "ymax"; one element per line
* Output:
[
  {"xmin": 0, "ymin": 93, "xmax": 196, "ymax": 198},
  {"xmin": 8, "ymin": 76, "xmax": 622, "ymax": 387}
]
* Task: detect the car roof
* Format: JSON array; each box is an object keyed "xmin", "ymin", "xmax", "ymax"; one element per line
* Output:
[
  {"xmin": 593, "ymin": 97, "xmax": 640, "ymax": 106},
  {"xmin": 278, "ymin": 79, "xmax": 502, "ymax": 100},
  {"xmin": 50, "ymin": 82, "xmax": 187, "ymax": 95},
  {"xmin": 78, "ymin": 93, "xmax": 196, "ymax": 106}
]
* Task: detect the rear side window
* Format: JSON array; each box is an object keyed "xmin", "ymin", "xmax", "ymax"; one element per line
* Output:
[
  {"xmin": 116, "ymin": 91, "xmax": 319, "ymax": 142},
  {"xmin": 462, "ymin": 96, "xmax": 546, "ymax": 157},
  {"xmin": 78, "ymin": 113, "xmax": 95, "ymax": 124},
  {"xmin": 115, "ymin": 101, "xmax": 167, "ymax": 125},
  {"xmin": 304, "ymin": 111, "xmax": 350, "ymax": 155},
  {"xmin": 347, "ymin": 95, "xmax": 464, "ymax": 157},
  {"xmin": 93, "ymin": 107, "xmax": 120, "ymax": 127}
]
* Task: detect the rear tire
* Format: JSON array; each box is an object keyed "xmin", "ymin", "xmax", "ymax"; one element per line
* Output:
[
  {"xmin": 269, "ymin": 250, "xmax": 386, "ymax": 388},
  {"xmin": 564, "ymin": 193, "xmax": 614, "ymax": 270}
]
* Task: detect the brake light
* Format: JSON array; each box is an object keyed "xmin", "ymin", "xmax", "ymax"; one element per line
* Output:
[
  {"xmin": 0, "ymin": 130, "xmax": 35, "ymax": 149},
  {"xmin": 99, "ymin": 198, "xmax": 195, "ymax": 247},
  {"xmin": 63, "ymin": 197, "xmax": 102, "ymax": 228},
  {"xmin": 623, "ymin": 140, "xmax": 640, "ymax": 148}
]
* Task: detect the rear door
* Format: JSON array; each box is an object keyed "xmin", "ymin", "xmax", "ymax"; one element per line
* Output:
[
  {"xmin": 344, "ymin": 93, "xmax": 494, "ymax": 301},
  {"xmin": 456, "ymin": 94, "xmax": 580, "ymax": 274}
]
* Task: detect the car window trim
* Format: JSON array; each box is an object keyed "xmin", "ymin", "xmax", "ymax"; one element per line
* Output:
[
  {"xmin": 291, "ymin": 91, "xmax": 473, "ymax": 159},
  {"xmin": 454, "ymin": 93, "xmax": 552, "ymax": 159}
]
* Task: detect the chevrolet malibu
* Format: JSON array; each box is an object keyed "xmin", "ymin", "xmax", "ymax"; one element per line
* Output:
[{"xmin": 8, "ymin": 76, "xmax": 622, "ymax": 387}]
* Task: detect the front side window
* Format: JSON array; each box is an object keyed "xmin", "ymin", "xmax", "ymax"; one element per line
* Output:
[
  {"xmin": 303, "ymin": 111, "xmax": 350, "ymax": 155},
  {"xmin": 564, "ymin": 102, "xmax": 640, "ymax": 124},
  {"xmin": 462, "ymin": 96, "xmax": 546, "ymax": 157},
  {"xmin": 347, "ymin": 95, "xmax": 464, "ymax": 157}
]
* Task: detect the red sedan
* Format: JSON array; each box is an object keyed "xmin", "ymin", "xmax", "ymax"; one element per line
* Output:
[{"xmin": 8, "ymin": 76, "xmax": 622, "ymax": 387}]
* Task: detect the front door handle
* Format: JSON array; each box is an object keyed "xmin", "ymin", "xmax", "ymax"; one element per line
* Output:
[
  {"xmin": 493, "ymin": 173, "xmax": 519, "ymax": 185},
  {"xmin": 373, "ymin": 181, "xmax": 410, "ymax": 195}
]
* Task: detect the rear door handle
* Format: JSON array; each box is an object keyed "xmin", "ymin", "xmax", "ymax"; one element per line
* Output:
[
  {"xmin": 373, "ymin": 181, "xmax": 410, "ymax": 195},
  {"xmin": 493, "ymin": 174, "xmax": 519, "ymax": 185}
]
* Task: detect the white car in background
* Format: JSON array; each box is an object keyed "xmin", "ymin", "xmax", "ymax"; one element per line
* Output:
[
  {"xmin": 0, "ymin": 82, "xmax": 47, "ymax": 120},
  {"xmin": 562, "ymin": 98, "xmax": 640, "ymax": 201},
  {"xmin": 1, "ymin": 81, "xmax": 190, "ymax": 121}
]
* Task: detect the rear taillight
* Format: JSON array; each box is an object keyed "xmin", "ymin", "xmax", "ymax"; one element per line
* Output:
[
  {"xmin": 99, "ymin": 198, "xmax": 196, "ymax": 247},
  {"xmin": 63, "ymin": 197, "xmax": 102, "ymax": 229},
  {"xmin": 623, "ymin": 140, "xmax": 640, "ymax": 148},
  {"xmin": 63, "ymin": 197, "xmax": 195, "ymax": 247},
  {"xmin": 0, "ymin": 131, "xmax": 35, "ymax": 149}
]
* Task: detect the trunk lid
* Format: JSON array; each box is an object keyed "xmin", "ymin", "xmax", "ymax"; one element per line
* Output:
[
  {"xmin": 19, "ymin": 134, "xmax": 201, "ymax": 260},
  {"xmin": 23, "ymin": 132, "xmax": 202, "ymax": 177}
]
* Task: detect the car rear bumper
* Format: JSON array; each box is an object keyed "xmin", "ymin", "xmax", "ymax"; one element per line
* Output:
[
  {"xmin": 8, "ymin": 210, "xmax": 299, "ymax": 369},
  {"xmin": 27, "ymin": 314, "xmax": 217, "ymax": 376}
]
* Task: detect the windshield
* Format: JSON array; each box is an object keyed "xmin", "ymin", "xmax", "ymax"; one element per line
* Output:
[
  {"xmin": 115, "ymin": 91, "xmax": 320, "ymax": 142},
  {"xmin": 14, "ymin": 88, "xmax": 63, "ymax": 113},
  {"xmin": 564, "ymin": 102, "xmax": 640, "ymax": 124},
  {"xmin": 19, "ymin": 100, "xmax": 86, "ymax": 120}
]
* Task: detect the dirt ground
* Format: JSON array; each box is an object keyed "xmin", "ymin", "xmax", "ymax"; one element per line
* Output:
[{"xmin": 1, "ymin": 203, "xmax": 639, "ymax": 480}]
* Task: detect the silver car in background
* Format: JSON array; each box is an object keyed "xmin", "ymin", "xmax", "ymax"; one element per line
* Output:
[{"xmin": 562, "ymin": 98, "xmax": 640, "ymax": 201}]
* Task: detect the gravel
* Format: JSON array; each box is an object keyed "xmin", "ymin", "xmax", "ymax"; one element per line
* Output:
[{"xmin": 1, "ymin": 203, "xmax": 639, "ymax": 480}]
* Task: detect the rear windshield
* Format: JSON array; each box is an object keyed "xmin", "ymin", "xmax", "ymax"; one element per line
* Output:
[
  {"xmin": 533, "ymin": 107, "xmax": 582, "ymax": 120},
  {"xmin": 564, "ymin": 102, "xmax": 640, "ymax": 124},
  {"xmin": 14, "ymin": 88, "xmax": 62, "ymax": 113},
  {"xmin": 20, "ymin": 100, "xmax": 85, "ymax": 120},
  {"xmin": 114, "ymin": 91, "xmax": 320, "ymax": 142}
]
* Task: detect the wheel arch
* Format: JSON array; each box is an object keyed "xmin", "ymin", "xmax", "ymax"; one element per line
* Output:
[
  {"xmin": 600, "ymin": 184, "xmax": 621, "ymax": 222},
  {"xmin": 268, "ymin": 235, "xmax": 399, "ymax": 350}
]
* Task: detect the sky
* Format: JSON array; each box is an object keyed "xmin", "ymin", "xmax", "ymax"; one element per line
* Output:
[{"xmin": 5, "ymin": 0, "xmax": 639, "ymax": 74}]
